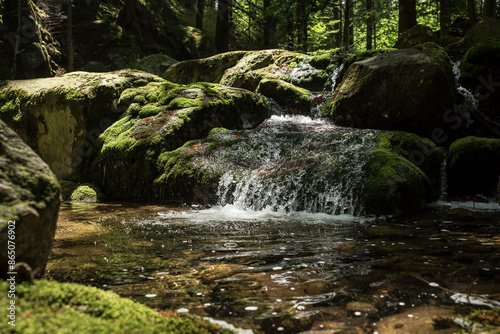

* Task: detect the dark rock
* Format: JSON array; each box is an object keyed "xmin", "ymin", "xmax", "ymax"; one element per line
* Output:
[
  {"xmin": 0, "ymin": 120, "xmax": 61, "ymax": 279},
  {"xmin": 460, "ymin": 18, "xmax": 500, "ymax": 49},
  {"xmin": 324, "ymin": 43, "xmax": 456, "ymax": 137},
  {"xmin": 394, "ymin": 25, "xmax": 439, "ymax": 49},
  {"xmin": 447, "ymin": 136, "xmax": 500, "ymax": 198},
  {"xmin": 459, "ymin": 41, "xmax": 500, "ymax": 137},
  {"xmin": 256, "ymin": 78, "xmax": 312, "ymax": 115}
]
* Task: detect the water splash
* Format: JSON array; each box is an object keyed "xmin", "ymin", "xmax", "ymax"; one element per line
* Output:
[
  {"xmin": 330, "ymin": 63, "xmax": 344, "ymax": 92},
  {"xmin": 209, "ymin": 115, "xmax": 378, "ymax": 215}
]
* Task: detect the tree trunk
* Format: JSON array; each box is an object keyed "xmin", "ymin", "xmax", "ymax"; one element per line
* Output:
[
  {"xmin": 215, "ymin": 0, "xmax": 232, "ymax": 53},
  {"xmin": 399, "ymin": 0, "xmax": 417, "ymax": 36},
  {"xmin": 196, "ymin": 0, "xmax": 205, "ymax": 31},
  {"xmin": 263, "ymin": 0, "xmax": 271, "ymax": 48},
  {"xmin": 12, "ymin": 0, "xmax": 22, "ymax": 79},
  {"xmin": 366, "ymin": 0, "xmax": 373, "ymax": 50},
  {"xmin": 333, "ymin": 0, "xmax": 342, "ymax": 48},
  {"xmin": 118, "ymin": 0, "xmax": 137, "ymax": 27},
  {"xmin": 440, "ymin": 0, "xmax": 451, "ymax": 42},
  {"xmin": 484, "ymin": 0, "xmax": 496, "ymax": 17},
  {"xmin": 467, "ymin": 0, "xmax": 478, "ymax": 24},
  {"xmin": 342, "ymin": 0, "xmax": 351, "ymax": 51},
  {"xmin": 68, "ymin": 0, "xmax": 73, "ymax": 72}
]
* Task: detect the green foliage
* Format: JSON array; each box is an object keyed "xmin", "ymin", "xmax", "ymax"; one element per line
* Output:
[
  {"xmin": 0, "ymin": 280, "xmax": 231, "ymax": 334},
  {"xmin": 70, "ymin": 183, "xmax": 105, "ymax": 203}
]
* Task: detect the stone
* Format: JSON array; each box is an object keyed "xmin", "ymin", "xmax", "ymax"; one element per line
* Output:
[
  {"xmin": 0, "ymin": 70, "xmax": 161, "ymax": 180},
  {"xmin": 324, "ymin": 43, "xmax": 456, "ymax": 137},
  {"xmin": 346, "ymin": 302, "xmax": 379, "ymax": 318},
  {"xmin": 394, "ymin": 25, "xmax": 439, "ymax": 49},
  {"xmin": 256, "ymin": 78, "xmax": 312, "ymax": 114},
  {"xmin": 447, "ymin": 136, "xmax": 500, "ymax": 198},
  {"xmin": 460, "ymin": 18, "xmax": 500, "ymax": 49},
  {"xmin": 0, "ymin": 120, "xmax": 61, "ymax": 279}
]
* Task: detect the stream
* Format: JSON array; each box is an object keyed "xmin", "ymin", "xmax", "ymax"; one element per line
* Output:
[{"xmin": 47, "ymin": 200, "xmax": 500, "ymax": 333}]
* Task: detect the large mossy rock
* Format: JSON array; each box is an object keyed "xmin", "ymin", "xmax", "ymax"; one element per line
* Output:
[
  {"xmin": 324, "ymin": 43, "xmax": 456, "ymax": 136},
  {"xmin": 152, "ymin": 119, "xmax": 439, "ymax": 216},
  {"xmin": 0, "ymin": 120, "xmax": 61, "ymax": 279},
  {"xmin": 163, "ymin": 49, "xmax": 338, "ymax": 113},
  {"xmin": 447, "ymin": 136, "xmax": 500, "ymax": 198},
  {"xmin": 460, "ymin": 18, "xmax": 500, "ymax": 49},
  {"xmin": 0, "ymin": 280, "xmax": 230, "ymax": 334},
  {"xmin": 91, "ymin": 80, "xmax": 269, "ymax": 202},
  {"xmin": 256, "ymin": 78, "xmax": 312, "ymax": 114},
  {"xmin": 0, "ymin": 70, "xmax": 161, "ymax": 179},
  {"xmin": 394, "ymin": 25, "xmax": 439, "ymax": 49},
  {"xmin": 459, "ymin": 41, "xmax": 500, "ymax": 136}
]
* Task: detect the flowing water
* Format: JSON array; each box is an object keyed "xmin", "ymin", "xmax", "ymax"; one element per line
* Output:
[{"xmin": 47, "ymin": 200, "xmax": 500, "ymax": 333}]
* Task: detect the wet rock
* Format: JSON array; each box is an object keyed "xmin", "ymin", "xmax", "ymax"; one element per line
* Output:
[
  {"xmin": 0, "ymin": 120, "xmax": 61, "ymax": 279},
  {"xmin": 447, "ymin": 136, "xmax": 500, "ymax": 198},
  {"xmin": 394, "ymin": 25, "xmax": 439, "ymax": 49},
  {"xmin": 91, "ymin": 80, "xmax": 268, "ymax": 202},
  {"xmin": 459, "ymin": 41, "xmax": 500, "ymax": 136},
  {"xmin": 256, "ymin": 78, "xmax": 312, "ymax": 114},
  {"xmin": 324, "ymin": 43, "xmax": 456, "ymax": 137},
  {"xmin": 0, "ymin": 70, "xmax": 161, "ymax": 180},
  {"xmin": 346, "ymin": 302, "xmax": 378, "ymax": 318}
]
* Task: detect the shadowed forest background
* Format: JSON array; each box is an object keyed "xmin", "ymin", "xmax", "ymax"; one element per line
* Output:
[{"xmin": 0, "ymin": 0, "xmax": 499, "ymax": 80}]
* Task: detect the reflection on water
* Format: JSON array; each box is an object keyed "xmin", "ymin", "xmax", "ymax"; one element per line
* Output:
[{"xmin": 47, "ymin": 202, "xmax": 500, "ymax": 333}]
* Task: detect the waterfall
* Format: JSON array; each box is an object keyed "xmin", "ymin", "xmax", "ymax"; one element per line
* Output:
[
  {"xmin": 439, "ymin": 154, "xmax": 448, "ymax": 202},
  {"xmin": 213, "ymin": 115, "xmax": 377, "ymax": 215},
  {"xmin": 330, "ymin": 63, "xmax": 344, "ymax": 92}
]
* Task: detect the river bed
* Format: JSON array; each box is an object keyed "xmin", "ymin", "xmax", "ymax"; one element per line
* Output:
[{"xmin": 46, "ymin": 201, "xmax": 500, "ymax": 333}]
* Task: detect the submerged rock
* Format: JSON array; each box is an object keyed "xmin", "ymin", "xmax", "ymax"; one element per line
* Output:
[
  {"xmin": 324, "ymin": 43, "xmax": 456, "ymax": 136},
  {"xmin": 447, "ymin": 136, "xmax": 500, "ymax": 198},
  {"xmin": 0, "ymin": 120, "xmax": 61, "ymax": 279},
  {"xmin": 0, "ymin": 70, "xmax": 161, "ymax": 180},
  {"xmin": 91, "ymin": 80, "xmax": 268, "ymax": 202}
]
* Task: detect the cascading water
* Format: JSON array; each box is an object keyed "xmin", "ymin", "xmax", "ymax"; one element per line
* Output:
[{"xmin": 209, "ymin": 115, "xmax": 378, "ymax": 215}]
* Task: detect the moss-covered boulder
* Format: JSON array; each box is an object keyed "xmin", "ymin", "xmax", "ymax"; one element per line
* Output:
[
  {"xmin": 0, "ymin": 70, "xmax": 161, "ymax": 179},
  {"xmin": 459, "ymin": 41, "xmax": 500, "ymax": 136},
  {"xmin": 256, "ymin": 78, "xmax": 312, "ymax": 114},
  {"xmin": 132, "ymin": 54, "xmax": 179, "ymax": 77},
  {"xmin": 460, "ymin": 18, "xmax": 500, "ymax": 49},
  {"xmin": 324, "ymin": 43, "xmax": 456, "ymax": 136},
  {"xmin": 70, "ymin": 183, "xmax": 105, "ymax": 203},
  {"xmin": 163, "ymin": 51, "xmax": 249, "ymax": 84},
  {"xmin": 394, "ymin": 25, "xmax": 439, "ymax": 49},
  {"xmin": 91, "ymin": 80, "xmax": 269, "ymax": 202},
  {"xmin": 153, "ymin": 119, "xmax": 437, "ymax": 216},
  {"xmin": 0, "ymin": 280, "xmax": 231, "ymax": 334},
  {"xmin": 163, "ymin": 49, "xmax": 339, "ymax": 113},
  {"xmin": 0, "ymin": 120, "xmax": 61, "ymax": 279},
  {"xmin": 447, "ymin": 136, "xmax": 500, "ymax": 198}
]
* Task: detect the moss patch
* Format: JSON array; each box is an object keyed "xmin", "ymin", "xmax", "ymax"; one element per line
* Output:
[
  {"xmin": 70, "ymin": 183, "xmax": 105, "ymax": 203},
  {"xmin": 0, "ymin": 280, "xmax": 231, "ymax": 334}
]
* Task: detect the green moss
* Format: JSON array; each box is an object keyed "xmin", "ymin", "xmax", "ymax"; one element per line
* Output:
[
  {"xmin": 139, "ymin": 104, "xmax": 161, "ymax": 118},
  {"xmin": 459, "ymin": 41, "xmax": 500, "ymax": 80},
  {"xmin": 208, "ymin": 127, "xmax": 232, "ymax": 137},
  {"xmin": 309, "ymin": 54, "xmax": 332, "ymax": 69},
  {"xmin": 449, "ymin": 136, "xmax": 500, "ymax": 168},
  {"xmin": 133, "ymin": 94, "xmax": 146, "ymax": 104},
  {"xmin": 363, "ymin": 149, "xmax": 430, "ymax": 215},
  {"xmin": 0, "ymin": 280, "xmax": 231, "ymax": 334},
  {"xmin": 70, "ymin": 183, "xmax": 105, "ymax": 203}
]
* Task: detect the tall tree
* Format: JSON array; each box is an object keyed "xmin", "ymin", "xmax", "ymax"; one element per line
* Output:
[
  {"xmin": 263, "ymin": 0, "xmax": 272, "ymax": 48},
  {"xmin": 215, "ymin": 0, "xmax": 232, "ymax": 53},
  {"xmin": 399, "ymin": 0, "xmax": 417, "ymax": 36},
  {"xmin": 196, "ymin": 0, "xmax": 205, "ymax": 31},
  {"xmin": 342, "ymin": 0, "xmax": 352, "ymax": 51},
  {"xmin": 467, "ymin": 0, "xmax": 478, "ymax": 24},
  {"xmin": 484, "ymin": 0, "xmax": 496, "ymax": 17},
  {"xmin": 439, "ymin": 0, "xmax": 451, "ymax": 42},
  {"xmin": 366, "ymin": 0, "xmax": 374, "ymax": 50},
  {"xmin": 333, "ymin": 0, "xmax": 342, "ymax": 48},
  {"xmin": 117, "ymin": 0, "xmax": 137, "ymax": 27}
]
